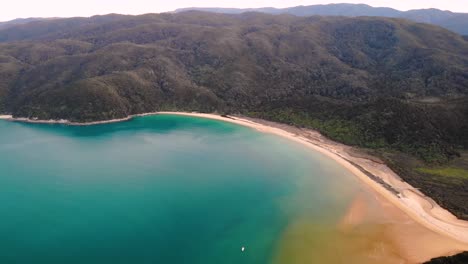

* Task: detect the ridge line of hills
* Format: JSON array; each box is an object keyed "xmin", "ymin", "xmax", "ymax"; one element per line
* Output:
[
  {"xmin": 1, "ymin": 3, "xmax": 468, "ymax": 36},
  {"xmin": 174, "ymin": 3, "xmax": 468, "ymax": 35}
]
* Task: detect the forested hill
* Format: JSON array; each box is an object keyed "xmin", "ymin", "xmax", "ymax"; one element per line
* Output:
[
  {"xmin": 0, "ymin": 11, "xmax": 467, "ymax": 162},
  {"xmin": 176, "ymin": 4, "xmax": 468, "ymax": 35}
]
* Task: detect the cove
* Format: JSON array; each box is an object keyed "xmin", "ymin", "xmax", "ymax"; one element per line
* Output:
[{"xmin": 0, "ymin": 114, "xmax": 441, "ymax": 263}]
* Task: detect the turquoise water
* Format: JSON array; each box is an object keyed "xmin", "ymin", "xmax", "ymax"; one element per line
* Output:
[{"xmin": 0, "ymin": 115, "xmax": 364, "ymax": 263}]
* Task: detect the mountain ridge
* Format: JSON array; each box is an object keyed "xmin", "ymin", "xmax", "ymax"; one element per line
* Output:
[
  {"xmin": 2, "ymin": 3, "xmax": 467, "ymax": 35},
  {"xmin": 175, "ymin": 3, "xmax": 468, "ymax": 35},
  {"xmin": 0, "ymin": 17, "xmax": 59, "ymax": 30}
]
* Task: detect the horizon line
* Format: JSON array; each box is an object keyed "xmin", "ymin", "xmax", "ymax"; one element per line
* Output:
[{"xmin": 0, "ymin": 3, "xmax": 464, "ymax": 23}]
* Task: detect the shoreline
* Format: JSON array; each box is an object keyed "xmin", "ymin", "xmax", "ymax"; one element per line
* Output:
[
  {"xmin": 163, "ymin": 113, "xmax": 468, "ymax": 243},
  {"xmin": 2, "ymin": 112, "xmax": 468, "ymax": 249},
  {"xmin": 0, "ymin": 113, "xmax": 159, "ymax": 126}
]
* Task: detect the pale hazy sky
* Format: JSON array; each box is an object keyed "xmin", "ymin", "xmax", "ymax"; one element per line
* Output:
[{"xmin": 1, "ymin": 0, "xmax": 467, "ymax": 22}]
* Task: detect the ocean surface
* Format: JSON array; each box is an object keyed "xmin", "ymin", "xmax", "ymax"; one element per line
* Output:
[{"xmin": 0, "ymin": 114, "xmax": 380, "ymax": 263}]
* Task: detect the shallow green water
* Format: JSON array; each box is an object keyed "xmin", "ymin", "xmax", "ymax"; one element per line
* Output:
[{"xmin": 0, "ymin": 114, "xmax": 364, "ymax": 263}]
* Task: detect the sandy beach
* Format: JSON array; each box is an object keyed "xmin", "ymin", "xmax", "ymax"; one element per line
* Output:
[
  {"xmin": 158, "ymin": 112, "xmax": 468, "ymax": 262},
  {"xmin": 2, "ymin": 111, "xmax": 468, "ymax": 261},
  {"xmin": 159, "ymin": 114, "xmax": 468, "ymax": 235}
]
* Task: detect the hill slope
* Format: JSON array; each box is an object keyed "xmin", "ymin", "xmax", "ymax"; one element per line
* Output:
[
  {"xmin": 176, "ymin": 4, "xmax": 468, "ymax": 35},
  {"xmin": 0, "ymin": 17, "xmax": 57, "ymax": 30}
]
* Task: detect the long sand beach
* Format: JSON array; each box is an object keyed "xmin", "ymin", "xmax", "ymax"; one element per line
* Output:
[{"xmin": 1, "ymin": 112, "xmax": 468, "ymax": 262}]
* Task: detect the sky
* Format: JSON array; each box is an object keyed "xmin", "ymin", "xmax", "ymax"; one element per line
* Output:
[{"xmin": 1, "ymin": 0, "xmax": 468, "ymax": 22}]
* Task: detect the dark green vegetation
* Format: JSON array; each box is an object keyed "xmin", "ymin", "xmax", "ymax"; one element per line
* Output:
[
  {"xmin": 380, "ymin": 151, "xmax": 468, "ymax": 220},
  {"xmin": 0, "ymin": 12, "xmax": 467, "ymax": 221},
  {"xmin": 176, "ymin": 3, "xmax": 468, "ymax": 35},
  {"xmin": 424, "ymin": 252, "xmax": 468, "ymax": 264},
  {"xmin": 416, "ymin": 167, "xmax": 468, "ymax": 180}
]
